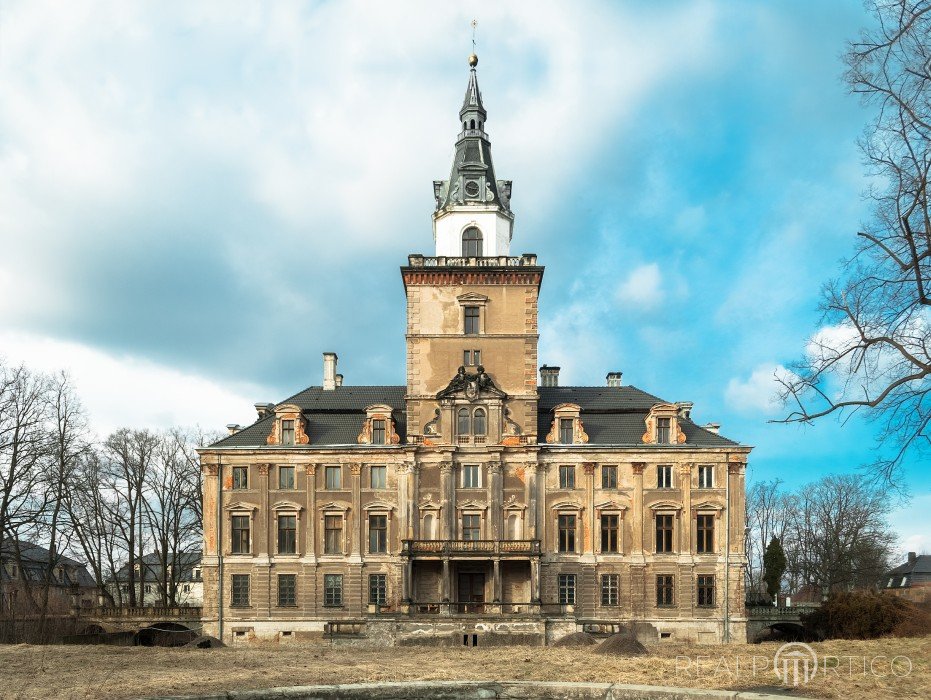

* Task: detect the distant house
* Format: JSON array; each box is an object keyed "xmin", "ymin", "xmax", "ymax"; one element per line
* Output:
[
  {"xmin": 0, "ymin": 540, "xmax": 98, "ymax": 614},
  {"xmin": 886, "ymin": 552, "xmax": 931, "ymax": 601},
  {"xmin": 108, "ymin": 551, "xmax": 203, "ymax": 607}
]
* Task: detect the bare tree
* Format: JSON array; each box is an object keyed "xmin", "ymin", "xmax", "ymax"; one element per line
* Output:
[
  {"xmin": 778, "ymin": 0, "xmax": 931, "ymax": 487},
  {"xmin": 746, "ymin": 479, "xmax": 793, "ymax": 601}
]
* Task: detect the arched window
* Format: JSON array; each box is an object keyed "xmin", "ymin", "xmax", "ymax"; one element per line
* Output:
[
  {"xmin": 473, "ymin": 408, "xmax": 486, "ymax": 436},
  {"xmin": 463, "ymin": 121, "xmax": 467, "ymax": 130},
  {"xmin": 470, "ymin": 118, "xmax": 475, "ymax": 129},
  {"xmin": 422, "ymin": 513, "xmax": 435, "ymax": 540},
  {"xmin": 507, "ymin": 514, "xmax": 521, "ymax": 540},
  {"xmin": 462, "ymin": 227, "xmax": 483, "ymax": 257},
  {"xmin": 457, "ymin": 408, "xmax": 471, "ymax": 435}
]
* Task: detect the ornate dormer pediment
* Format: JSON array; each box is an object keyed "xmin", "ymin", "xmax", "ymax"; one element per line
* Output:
[
  {"xmin": 642, "ymin": 402, "xmax": 687, "ymax": 445},
  {"xmin": 266, "ymin": 404, "xmax": 310, "ymax": 446},
  {"xmin": 357, "ymin": 404, "xmax": 402, "ymax": 445},
  {"xmin": 437, "ymin": 365, "xmax": 506, "ymax": 401}
]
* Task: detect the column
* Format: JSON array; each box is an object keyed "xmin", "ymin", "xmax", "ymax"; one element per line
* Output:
[
  {"xmin": 441, "ymin": 557, "xmax": 451, "ymax": 615},
  {"xmin": 530, "ymin": 558, "xmax": 540, "ymax": 603},
  {"xmin": 493, "ymin": 558, "xmax": 501, "ymax": 603},
  {"xmin": 439, "ymin": 461, "xmax": 454, "ymax": 539},
  {"xmin": 487, "ymin": 461, "xmax": 503, "ymax": 539},
  {"xmin": 525, "ymin": 460, "xmax": 538, "ymax": 539},
  {"xmin": 402, "ymin": 558, "xmax": 413, "ymax": 603},
  {"xmin": 583, "ymin": 462, "xmax": 596, "ymax": 555},
  {"xmin": 257, "ymin": 463, "xmax": 271, "ymax": 617},
  {"xmin": 350, "ymin": 463, "xmax": 362, "ymax": 557},
  {"xmin": 305, "ymin": 464, "xmax": 317, "ymax": 559},
  {"xmin": 398, "ymin": 462, "xmax": 411, "ymax": 544},
  {"xmin": 258, "ymin": 463, "xmax": 271, "ymax": 556},
  {"xmin": 680, "ymin": 462, "xmax": 693, "ymax": 556},
  {"xmin": 630, "ymin": 462, "xmax": 646, "ymax": 619},
  {"xmin": 631, "ymin": 463, "xmax": 645, "ymax": 555},
  {"xmin": 535, "ymin": 463, "xmax": 547, "ymax": 548}
]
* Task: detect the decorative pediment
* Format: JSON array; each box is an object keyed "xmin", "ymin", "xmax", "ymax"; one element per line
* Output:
[
  {"xmin": 319, "ymin": 501, "xmax": 350, "ymax": 513},
  {"xmin": 648, "ymin": 500, "xmax": 683, "ymax": 512},
  {"xmin": 456, "ymin": 499, "xmax": 487, "ymax": 511},
  {"xmin": 594, "ymin": 500, "xmax": 628, "ymax": 513},
  {"xmin": 456, "ymin": 292, "xmax": 489, "ymax": 305},
  {"xmin": 271, "ymin": 500, "xmax": 304, "ymax": 512},
  {"xmin": 551, "ymin": 500, "xmax": 584, "ymax": 512},
  {"xmin": 437, "ymin": 366, "xmax": 506, "ymax": 401},
  {"xmin": 692, "ymin": 501, "xmax": 725, "ymax": 518},
  {"xmin": 363, "ymin": 500, "xmax": 397, "ymax": 512},
  {"xmin": 503, "ymin": 495, "xmax": 526, "ymax": 511},
  {"xmin": 418, "ymin": 499, "xmax": 441, "ymax": 511},
  {"xmin": 224, "ymin": 501, "xmax": 258, "ymax": 513}
]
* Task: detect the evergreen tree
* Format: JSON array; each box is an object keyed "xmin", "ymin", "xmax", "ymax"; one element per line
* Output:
[{"xmin": 763, "ymin": 536, "xmax": 787, "ymax": 601}]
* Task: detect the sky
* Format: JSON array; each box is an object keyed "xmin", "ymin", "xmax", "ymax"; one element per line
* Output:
[{"xmin": 0, "ymin": 1, "xmax": 928, "ymax": 555}]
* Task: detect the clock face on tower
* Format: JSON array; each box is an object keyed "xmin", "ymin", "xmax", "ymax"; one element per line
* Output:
[{"xmin": 464, "ymin": 180, "xmax": 480, "ymax": 197}]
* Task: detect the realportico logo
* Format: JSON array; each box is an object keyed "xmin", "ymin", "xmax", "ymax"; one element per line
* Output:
[{"xmin": 773, "ymin": 642, "xmax": 818, "ymax": 686}]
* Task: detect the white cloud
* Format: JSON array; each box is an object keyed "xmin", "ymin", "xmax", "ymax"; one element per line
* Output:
[
  {"xmin": 616, "ymin": 263, "xmax": 664, "ymax": 309},
  {"xmin": 888, "ymin": 493, "xmax": 931, "ymax": 557},
  {"xmin": 725, "ymin": 363, "xmax": 792, "ymax": 414},
  {"xmin": 0, "ymin": 331, "xmax": 264, "ymax": 438}
]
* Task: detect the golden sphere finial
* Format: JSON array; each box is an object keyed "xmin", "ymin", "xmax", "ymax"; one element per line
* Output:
[{"xmin": 468, "ymin": 53, "xmax": 478, "ymax": 68}]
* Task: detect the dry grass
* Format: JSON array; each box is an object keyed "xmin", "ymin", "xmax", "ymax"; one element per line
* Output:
[{"xmin": 0, "ymin": 636, "xmax": 928, "ymax": 699}]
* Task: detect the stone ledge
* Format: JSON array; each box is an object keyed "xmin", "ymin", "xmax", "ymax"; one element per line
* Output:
[{"xmin": 147, "ymin": 680, "xmax": 808, "ymax": 700}]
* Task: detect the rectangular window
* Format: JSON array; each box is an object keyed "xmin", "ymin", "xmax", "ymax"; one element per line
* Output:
[
  {"xmin": 698, "ymin": 465, "xmax": 714, "ymax": 489},
  {"xmin": 558, "ymin": 514, "xmax": 576, "ymax": 553},
  {"xmin": 372, "ymin": 419, "xmax": 386, "ymax": 445},
  {"xmin": 325, "ymin": 465, "xmax": 342, "ymax": 490},
  {"xmin": 558, "ymin": 573, "xmax": 576, "ymax": 605},
  {"xmin": 324, "ymin": 515, "xmax": 343, "ymax": 554},
  {"xmin": 559, "ymin": 418, "xmax": 573, "ymax": 444},
  {"xmin": 232, "ymin": 466, "xmax": 248, "ymax": 490},
  {"xmin": 462, "ymin": 464, "xmax": 480, "ymax": 488},
  {"xmin": 600, "ymin": 514, "xmax": 619, "ymax": 553},
  {"xmin": 369, "ymin": 574, "xmax": 387, "ymax": 606},
  {"xmin": 601, "ymin": 465, "xmax": 617, "ymax": 489},
  {"xmin": 231, "ymin": 515, "xmax": 250, "ymax": 554},
  {"xmin": 370, "ymin": 465, "xmax": 386, "ymax": 489},
  {"xmin": 463, "ymin": 349, "xmax": 482, "ymax": 366},
  {"xmin": 277, "ymin": 574, "xmax": 296, "ymax": 607},
  {"xmin": 464, "ymin": 306, "xmax": 480, "ymax": 335},
  {"xmin": 462, "ymin": 514, "xmax": 481, "ymax": 540},
  {"xmin": 601, "ymin": 574, "xmax": 619, "ymax": 606},
  {"xmin": 656, "ymin": 575, "xmax": 674, "ymax": 607},
  {"xmin": 231, "ymin": 574, "xmax": 250, "ymax": 607},
  {"xmin": 657, "ymin": 465, "xmax": 672, "ymax": 489},
  {"xmin": 558, "ymin": 465, "xmax": 575, "ymax": 489},
  {"xmin": 656, "ymin": 514, "xmax": 674, "ymax": 553},
  {"xmin": 324, "ymin": 574, "xmax": 343, "ymax": 607},
  {"xmin": 472, "ymin": 349, "xmax": 481, "ymax": 365},
  {"xmin": 697, "ymin": 575, "xmax": 715, "ymax": 607},
  {"xmin": 696, "ymin": 514, "xmax": 715, "ymax": 554},
  {"xmin": 656, "ymin": 417, "xmax": 671, "ymax": 444},
  {"xmin": 278, "ymin": 514, "xmax": 297, "ymax": 554},
  {"xmin": 278, "ymin": 465, "xmax": 295, "ymax": 490},
  {"xmin": 369, "ymin": 514, "xmax": 388, "ymax": 553},
  {"xmin": 281, "ymin": 419, "xmax": 295, "ymax": 446}
]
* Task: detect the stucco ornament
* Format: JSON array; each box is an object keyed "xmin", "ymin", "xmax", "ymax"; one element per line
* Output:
[
  {"xmin": 423, "ymin": 409, "xmax": 441, "ymax": 436},
  {"xmin": 437, "ymin": 365, "xmax": 506, "ymax": 402}
]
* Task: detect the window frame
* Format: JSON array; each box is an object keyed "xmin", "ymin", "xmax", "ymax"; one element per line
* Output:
[
  {"xmin": 277, "ymin": 573, "xmax": 297, "ymax": 607},
  {"xmin": 281, "ymin": 419, "xmax": 296, "ymax": 446},
  {"xmin": 697, "ymin": 465, "xmax": 714, "ymax": 489},
  {"xmin": 368, "ymin": 513, "xmax": 388, "ymax": 554},
  {"xmin": 696, "ymin": 514, "xmax": 715, "ymax": 554},
  {"xmin": 324, "ymin": 514, "xmax": 344, "ymax": 555},
  {"xmin": 601, "ymin": 465, "xmax": 618, "ymax": 489},
  {"xmin": 472, "ymin": 408, "xmax": 487, "ymax": 436},
  {"xmin": 461, "ymin": 464, "xmax": 481, "ymax": 489},
  {"xmin": 558, "ymin": 573, "xmax": 576, "ymax": 605},
  {"xmin": 369, "ymin": 573, "xmax": 387, "ymax": 606},
  {"xmin": 697, "ymin": 575, "xmax": 715, "ymax": 607},
  {"xmin": 232, "ymin": 466, "xmax": 248, "ymax": 490},
  {"xmin": 655, "ymin": 513, "xmax": 674, "ymax": 553},
  {"xmin": 558, "ymin": 465, "xmax": 576, "ymax": 489},
  {"xmin": 371, "ymin": 419, "xmax": 386, "ymax": 445},
  {"xmin": 323, "ymin": 574, "xmax": 343, "ymax": 607},
  {"xmin": 369, "ymin": 465, "xmax": 387, "ymax": 490},
  {"xmin": 600, "ymin": 513, "xmax": 620, "ymax": 553},
  {"xmin": 558, "ymin": 418, "xmax": 573, "ymax": 444},
  {"xmin": 277, "ymin": 514, "xmax": 297, "ymax": 555},
  {"xmin": 601, "ymin": 573, "xmax": 619, "ymax": 606},
  {"xmin": 325, "ymin": 465, "xmax": 342, "ymax": 490},
  {"xmin": 461, "ymin": 513, "xmax": 482, "ymax": 540},
  {"xmin": 464, "ymin": 306, "xmax": 480, "ymax": 335},
  {"xmin": 462, "ymin": 226, "xmax": 483, "ymax": 257},
  {"xmin": 231, "ymin": 574, "xmax": 250, "ymax": 607},
  {"xmin": 231, "ymin": 514, "xmax": 251, "ymax": 555},
  {"xmin": 657, "ymin": 464, "xmax": 673, "ymax": 489},
  {"xmin": 656, "ymin": 417, "xmax": 671, "ymax": 444},
  {"xmin": 557, "ymin": 513, "xmax": 577, "ymax": 553},
  {"xmin": 656, "ymin": 574, "xmax": 674, "ymax": 607},
  {"xmin": 278, "ymin": 465, "xmax": 295, "ymax": 490}
]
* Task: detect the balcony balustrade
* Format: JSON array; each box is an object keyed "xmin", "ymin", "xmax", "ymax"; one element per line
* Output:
[
  {"xmin": 407, "ymin": 254, "xmax": 538, "ymax": 268},
  {"xmin": 401, "ymin": 539, "xmax": 541, "ymax": 557}
]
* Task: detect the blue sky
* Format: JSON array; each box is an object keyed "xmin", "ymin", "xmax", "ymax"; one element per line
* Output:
[{"xmin": 0, "ymin": 1, "xmax": 927, "ymax": 553}]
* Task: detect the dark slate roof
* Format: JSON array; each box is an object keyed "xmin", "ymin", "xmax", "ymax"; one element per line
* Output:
[
  {"xmin": 211, "ymin": 383, "xmax": 740, "ymax": 448},
  {"xmin": 537, "ymin": 386, "xmax": 739, "ymax": 447},
  {"xmin": 112, "ymin": 551, "xmax": 203, "ymax": 583},
  {"xmin": 887, "ymin": 554, "xmax": 931, "ymax": 587},
  {"xmin": 0, "ymin": 540, "xmax": 96, "ymax": 587},
  {"xmin": 212, "ymin": 386, "xmax": 408, "ymax": 448}
]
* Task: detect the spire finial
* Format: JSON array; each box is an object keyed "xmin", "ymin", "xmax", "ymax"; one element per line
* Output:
[{"xmin": 469, "ymin": 19, "xmax": 478, "ymax": 67}]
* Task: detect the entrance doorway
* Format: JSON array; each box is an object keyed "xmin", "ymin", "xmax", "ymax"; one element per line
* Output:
[{"xmin": 457, "ymin": 572, "xmax": 485, "ymax": 613}]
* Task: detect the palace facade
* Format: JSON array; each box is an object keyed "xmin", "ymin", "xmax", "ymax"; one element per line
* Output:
[{"xmin": 198, "ymin": 55, "xmax": 750, "ymax": 646}]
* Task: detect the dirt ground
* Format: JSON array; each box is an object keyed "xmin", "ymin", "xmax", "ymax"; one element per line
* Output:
[{"xmin": 0, "ymin": 636, "xmax": 927, "ymax": 700}]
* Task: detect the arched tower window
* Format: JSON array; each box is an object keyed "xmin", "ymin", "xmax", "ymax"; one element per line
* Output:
[
  {"xmin": 422, "ymin": 513, "xmax": 435, "ymax": 540},
  {"xmin": 470, "ymin": 119, "xmax": 475, "ymax": 129},
  {"xmin": 473, "ymin": 408, "xmax": 486, "ymax": 436},
  {"xmin": 462, "ymin": 227, "xmax": 483, "ymax": 257},
  {"xmin": 457, "ymin": 408, "xmax": 471, "ymax": 435}
]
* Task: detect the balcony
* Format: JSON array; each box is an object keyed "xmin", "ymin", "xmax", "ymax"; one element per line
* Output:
[
  {"xmin": 401, "ymin": 539, "xmax": 541, "ymax": 557},
  {"xmin": 407, "ymin": 254, "xmax": 538, "ymax": 268}
]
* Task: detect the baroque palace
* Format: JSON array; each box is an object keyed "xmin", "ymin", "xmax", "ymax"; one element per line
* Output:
[{"xmin": 198, "ymin": 54, "xmax": 750, "ymax": 647}]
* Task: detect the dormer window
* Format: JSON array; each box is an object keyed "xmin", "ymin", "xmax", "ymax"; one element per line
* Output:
[
  {"xmin": 656, "ymin": 418, "xmax": 670, "ymax": 444},
  {"xmin": 267, "ymin": 405, "xmax": 308, "ymax": 446},
  {"xmin": 281, "ymin": 420, "xmax": 295, "ymax": 445},
  {"xmin": 559, "ymin": 419, "xmax": 573, "ymax": 444},
  {"xmin": 462, "ymin": 226, "xmax": 483, "ymax": 256},
  {"xmin": 642, "ymin": 403, "xmax": 686, "ymax": 445},
  {"xmin": 372, "ymin": 420, "xmax": 386, "ymax": 445},
  {"xmin": 546, "ymin": 404, "xmax": 589, "ymax": 445}
]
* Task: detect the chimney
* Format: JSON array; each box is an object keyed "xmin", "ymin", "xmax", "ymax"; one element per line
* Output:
[
  {"xmin": 226, "ymin": 424, "xmax": 242, "ymax": 436},
  {"xmin": 254, "ymin": 403, "xmax": 274, "ymax": 420},
  {"xmin": 323, "ymin": 352, "xmax": 338, "ymax": 391},
  {"xmin": 606, "ymin": 371, "xmax": 623, "ymax": 387},
  {"xmin": 703, "ymin": 422, "xmax": 720, "ymax": 435},
  {"xmin": 676, "ymin": 402, "xmax": 694, "ymax": 420},
  {"xmin": 908, "ymin": 551, "xmax": 917, "ymax": 564},
  {"xmin": 540, "ymin": 365, "xmax": 560, "ymax": 387},
  {"xmin": 335, "ymin": 373, "xmax": 344, "ymax": 388}
]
